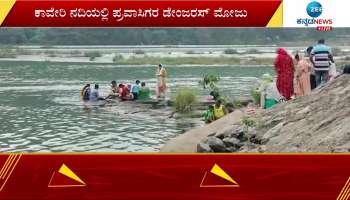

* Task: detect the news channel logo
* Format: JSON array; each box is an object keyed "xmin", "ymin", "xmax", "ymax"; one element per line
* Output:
[
  {"xmin": 306, "ymin": 1, "xmax": 323, "ymax": 18},
  {"xmin": 296, "ymin": 1, "xmax": 333, "ymax": 30}
]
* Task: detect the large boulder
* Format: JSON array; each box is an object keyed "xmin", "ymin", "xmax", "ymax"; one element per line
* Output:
[{"xmin": 206, "ymin": 137, "xmax": 227, "ymax": 152}]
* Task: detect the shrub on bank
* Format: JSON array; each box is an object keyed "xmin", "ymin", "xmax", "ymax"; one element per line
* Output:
[
  {"xmin": 174, "ymin": 87, "xmax": 198, "ymax": 113},
  {"xmin": 84, "ymin": 51, "xmax": 102, "ymax": 61},
  {"xmin": 224, "ymin": 48, "xmax": 238, "ymax": 54},
  {"xmin": 250, "ymin": 89, "xmax": 261, "ymax": 106}
]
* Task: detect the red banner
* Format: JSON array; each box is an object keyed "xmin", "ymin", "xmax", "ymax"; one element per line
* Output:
[
  {"xmin": 0, "ymin": 154, "xmax": 350, "ymax": 200},
  {"xmin": 1, "ymin": 0, "xmax": 281, "ymax": 27}
]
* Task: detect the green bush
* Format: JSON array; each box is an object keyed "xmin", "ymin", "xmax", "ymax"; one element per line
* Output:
[
  {"xmin": 199, "ymin": 74, "xmax": 221, "ymax": 100},
  {"xmin": 199, "ymin": 74, "xmax": 220, "ymax": 89},
  {"xmin": 232, "ymin": 99, "xmax": 244, "ymax": 108},
  {"xmin": 250, "ymin": 90, "xmax": 261, "ymax": 106},
  {"xmin": 174, "ymin": 87, "xmax": 198, "ymax": 113},
  {"xmin": 224, "ymin": 48, "xmax": 238, "ymax": 54},
  {"xmin": 241, "ymin": 116, "xmax": 256, "ymax": 134}
]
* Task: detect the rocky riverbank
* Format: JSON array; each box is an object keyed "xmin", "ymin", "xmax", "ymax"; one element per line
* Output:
[{"xmin": 197, "ymin": 74, "xmax": 350, "ymax": 153}]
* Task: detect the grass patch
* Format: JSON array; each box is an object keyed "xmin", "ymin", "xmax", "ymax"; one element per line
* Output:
[
  {"xmin": 250, "ymin": 90, "xmax": 261, "ymax": 106},
  {"xmin": 174, "ymin": 87, "xmax": 198, "ymax": 113}
]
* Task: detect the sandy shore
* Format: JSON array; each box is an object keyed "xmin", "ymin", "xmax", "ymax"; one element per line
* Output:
[{"xmin": 160, "ymin": 110, "xmax": 244, "ymax": 152}]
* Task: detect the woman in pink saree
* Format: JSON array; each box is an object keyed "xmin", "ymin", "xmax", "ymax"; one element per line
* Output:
[{"xmin": 294, "ymin": 53, "xmax": 311, "ymax": 97}]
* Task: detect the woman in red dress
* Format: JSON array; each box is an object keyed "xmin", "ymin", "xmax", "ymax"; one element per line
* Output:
[{"xmin": 274, "ymin": 48, "xmax": 294, "ymax": 100}]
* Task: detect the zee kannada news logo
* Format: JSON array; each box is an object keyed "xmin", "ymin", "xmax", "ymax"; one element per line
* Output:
[{"xmin": 297, "ymin": 1, "xmax": 333, "ymax": 31}]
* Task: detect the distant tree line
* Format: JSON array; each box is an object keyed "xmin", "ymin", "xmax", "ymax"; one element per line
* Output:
[{"xmin": 0, "ymin": 28, "xmax": 349, "ymax": 45}]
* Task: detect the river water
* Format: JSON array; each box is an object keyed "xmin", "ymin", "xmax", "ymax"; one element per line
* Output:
[{"xmin": 0, "ymin": 61, "xmax": 273, "ymax": 152}]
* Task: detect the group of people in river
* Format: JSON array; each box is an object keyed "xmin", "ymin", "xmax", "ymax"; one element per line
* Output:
[
  {"xmin": 80, "ymin": 64, "xmax": 167, "ymax": 103},
  {"xmin": 259, "ymin": 38, "xmax": 340, "ymax": 109}
]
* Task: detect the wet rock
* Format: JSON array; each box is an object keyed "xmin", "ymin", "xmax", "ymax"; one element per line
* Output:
[
  {"xmin": 216, "ymin": 125, "xmax": 245, "ymax": 140},
  {"xmin": 232, "ymin": 127, "xmax": 245, "ymax": 139},
  {"xmin": 249, "ymin": 134, "xmax": 262, "ymax": 144},
  {"xmin": 197, "ymin": 142, "xmax": 213, "ymax": 153},
  {"xmin": 222, "ymin": 137, "xmax": 241, "ymax": 148},
  {"xmin": 207, "ymin": 137, "xmax": 227, "ymax": 152},
  {"xmin": 215, "ymin": 126, "xmax": 238, "ymax": 139}
]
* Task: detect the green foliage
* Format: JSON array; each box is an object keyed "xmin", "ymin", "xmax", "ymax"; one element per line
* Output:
[
  {"xmin": 232, "ymin": 99, "xmax": 244, "ymax": 108},
  {"xmin": 84, "ymin": 51, "xmax": 101, "ymax": 61},
  {"xmin": 174, "ymin": 87, "xmax": 198, "ymax": 113},
  {"xmin": 199, "ymin": 74, "xmax": 220, "ymax": 89},
  {"xmin": 250, "ymin": 90, "xmax": 261, "ymax": 106},
  {"xmin": 224, "ymin": 48, "xmax": 238, "ymax": 54},
  {"xmin": 241, "ymin": 116, "xmax": 256, "ymax": 133},
  {"xmin": 199, "ymin": 74, "xmax": 222, "ymax": 100}
]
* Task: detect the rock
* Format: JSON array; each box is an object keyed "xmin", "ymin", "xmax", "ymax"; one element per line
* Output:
[
  {"xmin": 207, "ymin": 132, "xmax": 216, "ymax": 137},
  {"xmin": 249, "ymin": 134, "xmax": 261, "ymax": 144},
  {"xmin": 222, "ymin": 137, "xmax": 241, "ymax": 148},
  {"xmin": 225, "ymin": 147, "xmax": 240, "ymax": 152},
  {"xmin": 261, "ymin": 122, "xmax": 284, "ymax": 143},
  {"xmin": 206, "ymin": 137, "xmax": 227, "ymax": 152},
  {"xmin": 215, "ymin": 125, "xmax": 237, "ymax": 139},
  {"xmin": 232, "ymin": 127, "xmax": 245, "ymax": 139},
  {"xmin": 197, "ymin": 142, "xmax": 213, "ymax": 153}
]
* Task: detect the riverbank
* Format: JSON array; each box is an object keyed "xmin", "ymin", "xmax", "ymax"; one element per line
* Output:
[
  {"xmin": 194, "ymin": 74, "xmax": 350, "ymax": 153},
  {"xmin": 160, "ymin": 110, "xmax": 244, "ymax": 152},
  {"xmin": 1, "ymin": 45, "xmax": 350, "ymax": 66}
]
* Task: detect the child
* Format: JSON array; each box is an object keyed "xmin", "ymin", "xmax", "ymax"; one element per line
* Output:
[
  {"xmin": 259, "ymin": 74, "xmax": 283, "ymax": 109},
  {"xmin": 213, "ymin": 99, "xmax": 226, "ymax": 120},
  {"xmin": 203, "ymin": 105, "xmax": 215, "ymax": 124},
  {"xmin": 139, "ymin": 82, "xmax": 151, "ymax": 100},
  {"xmin": 131, "ymin": 80, "xmax": 141, "ymax": 100}
]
